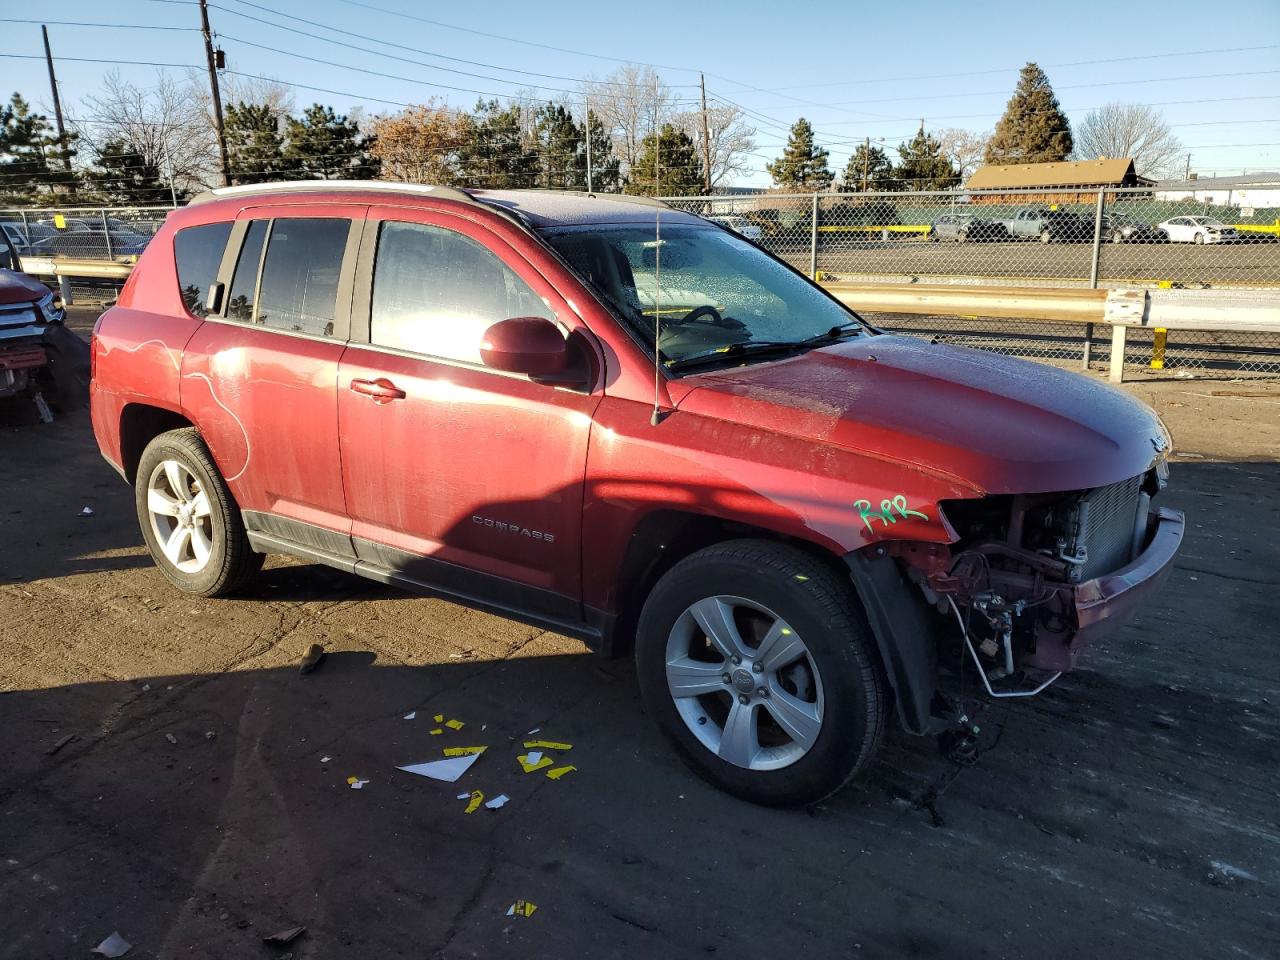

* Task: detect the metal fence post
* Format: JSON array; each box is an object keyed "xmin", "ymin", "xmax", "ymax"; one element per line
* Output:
[
  {"xmin": 101, "ymin": 209, "xmax": 114, "ymax": 260},
  {"xmin": 810, "ymin": 193, "xmax": 819, "ymax": 280},
  {"xmin": 1084, "ymin": 188, "xmax": 1106, "ymax": 370},
  {"xmin": 19, "ymin": 210, "xmax": 30, "ymax": 246}
]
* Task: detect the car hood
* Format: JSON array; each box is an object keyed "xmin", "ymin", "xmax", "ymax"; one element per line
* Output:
[
  {"xmin": 674, "ymin": 335, "xmax": 1170, "ymax": 495},
  {"xmin": 0, "ymin": 269, "xmax": 47, "ymax": 305}
]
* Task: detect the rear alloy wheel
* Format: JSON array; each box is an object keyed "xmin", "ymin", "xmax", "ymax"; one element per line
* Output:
[
  {"xmin": 1194, "ymin": 232, "xmax": 1205, "ymax": 245},
  {"xmin": 1110, "ymin": 231, "xmax": 1124, "ymax": 244},
  {"xmin": 1039, "ymin": 229, "xmax": 1053, "ymax": 244},
  {"xmin": 636, "ymin": 540, "xmax": 885, "ymax": 806},
  {"xmin": 135, "ymin": 428, "xmax": 263, "ymax": 596}
]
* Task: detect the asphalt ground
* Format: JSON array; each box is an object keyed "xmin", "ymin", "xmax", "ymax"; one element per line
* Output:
[{"xmin": 1, "ymin": 312, "xmax": 1277, "ymax": 959}]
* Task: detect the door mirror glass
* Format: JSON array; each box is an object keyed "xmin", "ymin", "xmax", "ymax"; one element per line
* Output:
[{"xmin": 479, "ymin": 317, "xmax": 568, "ymax": 375}]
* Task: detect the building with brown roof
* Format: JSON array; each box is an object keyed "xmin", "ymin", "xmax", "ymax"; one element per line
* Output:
[{"xmin": 965, "ymin": 158, "xmax": 1152, "ymax": 204}]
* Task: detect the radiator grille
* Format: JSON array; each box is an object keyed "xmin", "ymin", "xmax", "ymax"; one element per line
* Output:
[{"xmin": 1077, "ymin": 475, "xmax": 1143, "ymax": 580}]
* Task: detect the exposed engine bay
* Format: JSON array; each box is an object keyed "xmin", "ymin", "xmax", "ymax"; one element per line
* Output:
[{"xmin": 891, "ymin": 463, "xmax": 1171, "ymax": 692}]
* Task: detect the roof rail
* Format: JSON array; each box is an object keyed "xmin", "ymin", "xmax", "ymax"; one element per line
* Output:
[
  {"xmin": 579, "ymin": 191, "xmax": 671, "ymax": 211},
  {"xmin": 187, "ymin": 180, "xmax": 479, "ymax": 207}
]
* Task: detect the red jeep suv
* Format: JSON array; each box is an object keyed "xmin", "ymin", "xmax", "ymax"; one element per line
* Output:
[{"xmin": 91, "ymin": 182, "xmax": 1184, "ymax": 805}]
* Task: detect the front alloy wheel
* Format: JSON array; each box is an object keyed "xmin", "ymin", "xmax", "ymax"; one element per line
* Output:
[{"xmin": 146, "ymin": 460, "xmax": 214, "ymax": 574}]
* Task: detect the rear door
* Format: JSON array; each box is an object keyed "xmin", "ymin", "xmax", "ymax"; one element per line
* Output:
[
  {"xmin": 337, "ymin": 206, "xmax": 602, "ymax": 619},
  {"xmin": 181, "ymin": 205, "xmax": 365, "ymax": 557}
]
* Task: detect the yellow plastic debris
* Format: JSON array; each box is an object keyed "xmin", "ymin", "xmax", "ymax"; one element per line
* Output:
[
  {"xmin": 429, "ymin": 728, "xmax": 444, "ymax": 735},
  {"xmin": 445, "ymin": 719, "xmax": 465, "ymax": 731},
  {"xmin": 433, "ymin": 713, "xmax": 444, "ymax": 723},
  {"xmin": 463, "ymin": 790, "xmax": 484, "ymax": 814},
  {"xmin": 443, "ymin": 746, "xmax": 487, "ymax": 757},
  {"xmin": 524, "ymin": 740, "xmax": 572, "ymax": 751},
  {"xmin": 507, "ymin": 900, "xmax": 537, "ymax": 918},
  {"xmin": 517, "ymin": 753, "xmax": 554, "ymax": 774},
  {"xmin": 545, "ymin": 765, "xmax": 577, "ymax": 781}
]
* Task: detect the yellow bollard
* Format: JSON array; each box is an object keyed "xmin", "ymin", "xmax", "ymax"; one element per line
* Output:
[{"xmin": 1151, "ymin": 327, "xmax": 1167, "ymax": 370}]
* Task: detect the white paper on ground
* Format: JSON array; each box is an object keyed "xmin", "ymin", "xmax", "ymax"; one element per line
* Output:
[
  {"xmin": 526, "ymin": 750, "xmax": 543, "ymax": 765},
  {"xmin": 484, "ymin": 794, "xmax": 510, "ymax": 809},
  {"xmin": 396, "ymin": 753, "xmax": 480, "ymax": 783},
  {"xmin": 92, "ymin": 932, "xmax": 132, "ymax": 957},
  {"xmin": 403, "ymin": 711, "xmax": 416, "ymax": 720}
]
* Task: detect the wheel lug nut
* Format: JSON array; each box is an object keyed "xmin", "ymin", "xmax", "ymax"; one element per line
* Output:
[
  {"xmin": 722, "ymin": 674, "xmax": 732, "ymax": 684},
  {"xmin": 759, "ymin": 687, "xmax": 770, "ymax": 698},
  {"xmin": 731, "ymin": 656, "xmax": 741, "ymax": 666},
  {"xmin": 752, "ymin": 662, "xmax": 762, "ymax": 673},
  {"xmin": 738, "ymin": 694, "xmax": 749, "ymax": 705}
]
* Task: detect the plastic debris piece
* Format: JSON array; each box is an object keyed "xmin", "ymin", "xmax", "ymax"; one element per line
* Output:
[
  {"xmin": 485, "ymin": 794, "xmax": 510, "ymax": 810},
  {"xmin": 403, "ymin": 711, "xmax": 416, "ymax": 720},
  {"xmin": 545, "ymin": 765, "xmax": 577, "ymax": 781},
  {"xmin": 263, "ymin": 925, "xmax": 306, "ymax": 945},
  {"xmin": 47, "ymin": 734, "xmax": 76, "ymax": 756},
  {"xmin": 526, "ymin": 750, "xmax": 543, "ymax": 765},
  {"xmin": 298, "ymin": 643, "xmax": 325, "ymax": 675},
  {"xmin": 164, "ymin": 733, "xmax": 177, "ymax": 745},
  {"xmin": 442, "ymin": 746, "xmax": 487, "ymax": 757},
  {"xmin": 79, "ymin": 505, "xmax": 95, "ymax": 518},
  {"xmin": 396, "ymin": 753, "xmax": 480, "ymax": 783},
  {"xmin": 524, "ymin": 740, "xmax": 572, "ymax": 751},
  {"xmin": 456, "ymin": 792, "xmax": 470, "ymax": 800},
  {"xmin": 506, "ymin": 900, "xmax": 537, "ymax": 918},
  {"xmin": 463, "ymin": 790, "xmax": 485, "ymax": 814},
  {"xmin": 433, "ymin": 714, "xmax": 444, "ymax": 723},
  {"xmin": 346, "ymin": 776, "xmax": 370, "ymax": 790},
  {"xmin": 445, "ymin": 719, "xmax": 465, "ymax": 731},
  {"xmin": 526, "ymin": 727, "xmax": 541, "ymax": 735},
  {"xmin": 517, "ymin": 753, "xmax": 554, "ymax": 774},
  {"xmin": 429, "ymin": 728, "xmax": 444, "ymax": 736},
  {"xmin": 91, "ymin": 932, "xmax": 131, "ymax": 957},
  {"xmin": 33, "ymin": 392, "xmax": 53, "ymax": 423}
]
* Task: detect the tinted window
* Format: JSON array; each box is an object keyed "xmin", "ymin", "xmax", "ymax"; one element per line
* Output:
[
  {"xmin": 227, "ymin": 219, "xmax": 267, "ymax": 322},
  {"xmin": 173, "ymin": 222, "xmax": 232, "ymax": 317},
  {"xmin": 370, "ymin": 221, "xmax": 552, "ymax": 363},
  {"xmin": 257, "ymin": 218, "xmax": 349, "ymax": 337}
]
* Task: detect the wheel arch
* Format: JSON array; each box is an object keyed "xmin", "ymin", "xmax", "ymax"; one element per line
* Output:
[{"xmin": 119, "ymin": 402, "xmax": 195, "ymax": 483}]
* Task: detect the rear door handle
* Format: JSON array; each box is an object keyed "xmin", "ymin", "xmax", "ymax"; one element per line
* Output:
[{"xmin": 349, "ymin": 377, "xmax": 406, "ymax": 403}]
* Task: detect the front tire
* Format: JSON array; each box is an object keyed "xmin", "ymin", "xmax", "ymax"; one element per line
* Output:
[
  {"xmin": 635, "ymin": 540, "xmax": 885, "ymax": 807},
  {"xmin": 134, "ymin": 427, "xmax": 263, "ymax": 596},
  {"xmin": 1194, "ymin": 232, "xmax": 1205, "ymax": 245}
]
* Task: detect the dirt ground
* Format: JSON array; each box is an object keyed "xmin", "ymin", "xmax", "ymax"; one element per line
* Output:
[{"xmin": 1, "ymin": 312, "xmax": 1277, "ymax": 959}]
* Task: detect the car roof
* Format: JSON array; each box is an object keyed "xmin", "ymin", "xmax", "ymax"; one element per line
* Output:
[{"xmin": 187, "ymin": 181, "xmax": 706, "ymax": 229}]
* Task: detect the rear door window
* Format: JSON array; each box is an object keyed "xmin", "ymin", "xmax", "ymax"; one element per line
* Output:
[
  {"xmin": 226, "ymin": 219, "xmax": 268, "ymax": 322},
  {"xmin": 256, "ymin": 218, "xmax": 350, "ymax": 338},
  {"xmin": 173, "ymin": 222, "xmax": 232, "ymax": 317}
]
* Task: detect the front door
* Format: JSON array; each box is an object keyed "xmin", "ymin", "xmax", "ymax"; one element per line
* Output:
[{"xmin": 337, "ymin": 207, "xmax": 601, "ymax": 620}]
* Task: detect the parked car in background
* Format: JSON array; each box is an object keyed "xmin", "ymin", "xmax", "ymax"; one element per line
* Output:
[
  {"xmin": 1101, "ymin": 214, "xmax": 1167, "ymax": 244},
  {"xmin": 90, "ymin": 181, "xmax": 1184, "ymax": 807},
  {"xmin": 706, "ymin": 214, "xmax": 764, "ymax": 242},
  {"xmin": 1, "ymin": 222, "xmax": 57, "ymax": 255},
  {"xmin": 1157, "ymin": 216, "xmax": 1239, "ymax": 244},
  {"xmin": 29, "ymin": 229, "xmax": 152, "ymax": 259},
  {"xmin": 36, "ymin": 217, "xmax": 94, "ymax": 233},
  {"xmin": 999, "ymin": 207, "xmax": 1093, "ymax": 243},
  {"xmin": 929, "ymin": 214, "xmax": 1009, "ymax": 242}
]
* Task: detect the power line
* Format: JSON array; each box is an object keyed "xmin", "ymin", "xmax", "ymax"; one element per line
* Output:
[{"xmin": 0, "ymin": 18, "xmax": 198, "ymax": 31}]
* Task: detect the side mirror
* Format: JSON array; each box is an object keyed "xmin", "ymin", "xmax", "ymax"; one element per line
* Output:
[{"xmin": 480, "ymin": 316, "xmax": 568, "ymax": 376}]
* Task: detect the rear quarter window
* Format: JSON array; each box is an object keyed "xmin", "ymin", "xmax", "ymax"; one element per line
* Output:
[{"xmin": 173, "ymin": 222, "xmax": 233, "ymax": 317}]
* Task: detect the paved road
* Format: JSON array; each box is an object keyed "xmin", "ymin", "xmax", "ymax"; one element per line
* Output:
[{"xmin": 1, "ymin": 324, "xmax": 1278, "ymax": 959}]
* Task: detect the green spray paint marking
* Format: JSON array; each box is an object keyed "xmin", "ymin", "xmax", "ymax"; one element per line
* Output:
[{"xmin": 855, "ymin": 495, "xmax": 930, "ymax": 533}]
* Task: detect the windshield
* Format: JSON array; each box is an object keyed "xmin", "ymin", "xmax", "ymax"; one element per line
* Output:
[
  {"xmin": 1189, "ymin": 217, "xmax": 1224, "ymax": 226},
  {"xmin": 542, "ymin": 222, "xmax": 864, "ymax": 368}
]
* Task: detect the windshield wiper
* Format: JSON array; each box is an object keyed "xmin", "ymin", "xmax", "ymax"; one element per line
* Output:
[
  {"xmin": 665, "ymin": 340, "xmax": 805, "ymax": 372},
  {"xmin": 798, "ymin": 321, "xmax": 864, "ymax": 346}
]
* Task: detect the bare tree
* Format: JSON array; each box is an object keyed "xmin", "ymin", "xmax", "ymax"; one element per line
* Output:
[
  {"xmin": 581, "ymin": 65, "xmax": 675, "ymax": 174},
  {"xmin": 366, "ymin": 101, "xmax": 468, "ymax": 184},
  {"xmin": 935, "ymin": 128, "xmax": 990, "ymax": 181},
  {"xmin": 675, "ymin": 103, "xmax": 756, "ymax": 187},
  {"xmin": 75, "ymin": 71, "xmax": 218, "ymax": 193},
  {"xmin": 1074, "ymin": 103, "xmax": 1183, "ymax": 179}
]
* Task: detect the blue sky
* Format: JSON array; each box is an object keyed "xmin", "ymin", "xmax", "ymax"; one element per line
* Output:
[{"xmin": 2, "ymin": 0, "xmax": 1278, "ymax": 185}]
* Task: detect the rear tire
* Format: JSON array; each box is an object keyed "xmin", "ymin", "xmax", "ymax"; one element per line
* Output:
[
  {"xmin": 1194, "ymin": 232, "xmax": 1205, "ymax": 245},
  {"xmin": 134, "ymin": 427, "xmax": 263, "ymax": 597},
  {"xmin": 1039, "ymin": 229, "xmax": 1052, "ymax": 244},
  {"xmin": 635, "ymin": 540, "xmax": 885, "ymax": 807}
]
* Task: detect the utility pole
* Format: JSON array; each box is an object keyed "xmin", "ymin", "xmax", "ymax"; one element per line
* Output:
[
  {"xmin": 699, "ymin": 73, "xmax": 712, "ymax": 195},
  {"xmin": 861, "ymin": 136, "xmax": 870, "ymax": 192},
  {"xmin": 1185, "ymin": 153, "xmax": 1191, "ymax": 179},
  {"xmin": 584, "ymin": 93, "xmax": 593, "ymax": 194},
  {"xmin": 41, "ymin": 26, "xmax": 72, "ymax": 172},
  {"xmin": 199, "ymin": 0, "xmax": 231, "ymax": 186}
]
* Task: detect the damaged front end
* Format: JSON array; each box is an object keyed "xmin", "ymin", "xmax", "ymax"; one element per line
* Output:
[{"xmin": 895, "ymin": 463, "xmax": 1183, "ymax": 685}]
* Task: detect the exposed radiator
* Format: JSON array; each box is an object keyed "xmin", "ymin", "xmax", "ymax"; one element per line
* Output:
[{"xmin": 1077, "ymin": 475, "xmax": 1143, "ymax": 580}]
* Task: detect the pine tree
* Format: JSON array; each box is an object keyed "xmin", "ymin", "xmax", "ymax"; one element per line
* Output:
[
  {"xmin": 985, "ymin": 63, "xmax": 1073, "ymax": 164},
  {"xmin": 840, "ymin": 142, "xmax": 895, "ymax": 192},
  {"xmin": 535, "ymin": 103, "xmax": 585, "ymax": 190},
  {"xmin": 766, "ymin": 118, "xmax": 833, "ymax": 191},
  {"xmin": 457, "ymin": 100, "xmax": 539, "ymax": 189},
  {"xmin": 625, "ymin": 124, "xmax": 703, "ymax": 196},
  {"xmin": 0, "ymin": 93, "xmax": 77, "ymax": 203},
  {"xmin": 225, "ymin": 102, "xmax": 293, "ymax": 184},
  {"xmin": 894, "ymin": 126, "xmax": 960, "ymax": 190},
  {"xmin": 87, "ymin": 140, "xmax": 171, "ymax": 205},
  {"xmin": 584, "ymin": 109, "xmax": 621, "ymax": 193},
  {"xmin": 285, "ymin": 104, "xmax": 376, "ymax": 180}
]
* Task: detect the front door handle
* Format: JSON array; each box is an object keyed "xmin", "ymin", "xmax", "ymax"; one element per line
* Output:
[{"xmin": 350, "ymin": 377, "xmax": 406, "ymax": 403}]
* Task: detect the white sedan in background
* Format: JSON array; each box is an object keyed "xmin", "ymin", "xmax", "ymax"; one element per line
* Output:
[
  {"xmin": 1157, "ymin": 216, "xmax": 1240, "ymax": 244},
  {"xmin": 707, "ymin": 214, "xmax": 764, "ymax": 242}
]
